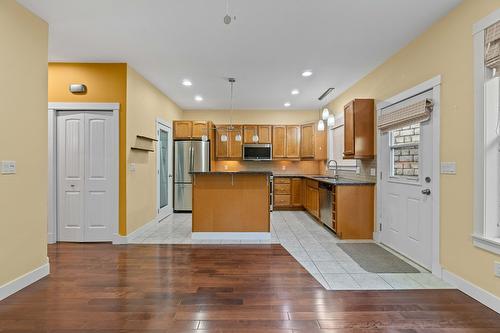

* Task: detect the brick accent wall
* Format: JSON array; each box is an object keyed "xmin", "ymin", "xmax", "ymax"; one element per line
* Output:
[{"xmin": 392, "ymin": 124, "xmax": 420, "ymax": 177}]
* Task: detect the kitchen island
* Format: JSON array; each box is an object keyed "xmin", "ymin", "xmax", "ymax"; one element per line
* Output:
[{"xmin": 191, "ymin": 171, "xmax": 272, "ymax": 239}]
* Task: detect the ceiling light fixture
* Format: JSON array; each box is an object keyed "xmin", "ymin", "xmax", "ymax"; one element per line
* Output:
[
  {"xmin": 327, "ymin": 114, "xmax": 336, "ymax": 127},
  {"xmin": 284, "ymin": 102, "xmax": 291, "ymax": 107},
  {"xmin": 317, "ymin": 119, "xmax": 325, "ymax": 131},
  {"xmin": 302, "ymin": 70, "xmax": 313, "ymax": 77},
  {"xmin": 182, "ymin": 79, "xmax": 192, "ymax": 86},
  {"xmin": 224, "ymin": 0, "xmax": 236, "ymax": 25},
  {"xmin": 194, "ymin": 95, "xmax": 203, "ymax": 102},
  {"xmin": 322, "ymin": 107, "xmax": 330, "ymax": 120},
  {"xmin": 216, "ymin": 78, "xmax": 243, "ymax": 143},
  {"xmin": 291, "ymin": 89, "xmax": 300, "ymax": 95}
]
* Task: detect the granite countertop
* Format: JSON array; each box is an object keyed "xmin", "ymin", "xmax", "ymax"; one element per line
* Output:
[
  {"xmin": 273, "ymin": 174, "xmax": 376, "ymax": 186},
  {"xmin": 190, "ymin": 171, "xmax": 273, "ymax": 175}
]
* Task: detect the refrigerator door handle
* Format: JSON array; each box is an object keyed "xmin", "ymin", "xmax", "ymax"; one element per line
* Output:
[{"xmin": 189, "ymin": 144, "xmax": 194, "ymax": 172}]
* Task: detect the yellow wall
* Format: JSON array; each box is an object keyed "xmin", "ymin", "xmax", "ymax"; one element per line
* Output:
[
  {"xmin": 126, "ymin": 66, "xmax": 183, "ymax": 233},
  {"xmin": 183, "ymin": 109, "xmax": 318, "ymax": 125},
  {"xmin": 327, "ymin": 0, "xmax": 500, "ymax": 296},
  {"xmin": 0, "ymin": 1, "xmax": 48, "ymax": 285},
  {"xmin": 48, "ymin": 63, "xmax": 128, "ymax": 235}
]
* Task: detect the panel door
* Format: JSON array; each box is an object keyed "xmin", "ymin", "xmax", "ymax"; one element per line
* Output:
[
  {"xmin": 291, "ymin": 178, "xmax": 302, "ymax": 206},
  {"xmin": 300, "ymin": 124, "xmax": 314, "ymax": 158},
  {"xmin": 173, "ymin": 121, "xmax": 192, "ymax": 139},
  {"xmin": 272, "ymin": 126, "xmax": 286, "ymax": 158},
  {"xmin": 243, "ymin": 125, "xmax": 258, "ymax": 144},
  {"xmin": 192, "ymin": 121, "xmax": 208, "ymax": 139},
  {"xmin": 379, "ymin": 93, "xmax": 434, "ymax": 269},
  {"xmin": 286, "ymin": 125, "xmax": 300, "ymax": 158},
  {"xmin": 258, "ymin": 125, "xmax": 272, "ymax": 144},
  {"xmin": 229, "ymin": 125, "xmax": 242, "ymax": 158},
  {"xmin": 215, "ymin": 127, "xmax": 228, "ymax": 158},
  {"xmin": 343, "ymin": 102, "xmax": 354, "ymax": 156},
  {"xmin": 83, "ymin": 111, "xmax": 114, "ymax": 241},
  {"xmin": 57, "ymin": 112, "xmax": 85, "ymax": 242}
]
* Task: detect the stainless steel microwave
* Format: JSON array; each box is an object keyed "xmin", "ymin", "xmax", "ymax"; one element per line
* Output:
[{"xmin": 243, "ymin": 144, "xmax": 272, "ymax": 161}]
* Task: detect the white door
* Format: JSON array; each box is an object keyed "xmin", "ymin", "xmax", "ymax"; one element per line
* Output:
[
  {"xmin": 157, "ymin": 121, "xmax": 173, "ymax": 220},
  {"xmin": 379, "ymin": 91, "xmax": 434, "ymax": 269},
  {"xmin": 57, "ymin": 111, "xmax": 114, "ymax": 242}
]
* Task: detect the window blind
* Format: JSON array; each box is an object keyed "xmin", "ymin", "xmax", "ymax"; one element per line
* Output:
[
  {"xmin": 485, "ymin": 21, "xmax": 500, "ymax": 69},
  {"xmin": 378, "ymin": 99, "xmax": 433, "ymax": 132}
]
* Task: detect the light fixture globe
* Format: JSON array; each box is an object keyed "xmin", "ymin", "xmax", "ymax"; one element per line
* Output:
[
  {"xmin": 235, "ymin": 133, "xmax": 242, "ymax": 142},
  {"xmin": 220, "ymin": 134, "xmax": 228, "ymax": 142},
  {"xmin": 252, "ymin": 134, "xmax": 259, "ymax": 143},
  {"xmin": 327, "ymin": 114, "xmax": 335, "ymax": 127},
  {"xmin": 322, "ymin": 107, "xmax": 330, "ymax": 120},
  {"xmin": 317, "ymin": 119, "xmax": 325, "ymax": 131}
]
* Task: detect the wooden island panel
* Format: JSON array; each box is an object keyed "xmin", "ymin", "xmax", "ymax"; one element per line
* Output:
[{"xmin": 192, "ymin": 173, "xmax": 270, "ymax": 232}]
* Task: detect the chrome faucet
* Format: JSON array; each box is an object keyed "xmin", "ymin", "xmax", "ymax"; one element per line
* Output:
[{"xmin": 326, "ymin": 159, "xmax": 339, "ymax": 179}]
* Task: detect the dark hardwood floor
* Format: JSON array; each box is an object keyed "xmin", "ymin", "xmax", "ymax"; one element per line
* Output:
[{"xmin": 0, "ymin": 243, "xmax": 498, "ymax": 332}]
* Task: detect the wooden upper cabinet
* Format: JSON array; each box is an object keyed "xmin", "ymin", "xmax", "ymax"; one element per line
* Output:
[
  {"xmin": 228, "ymin": 125, "xmax": 243, "ymax": 159},
  {"xmin": 192, "ymin": 121, "xmax": 209, "ymax": 138},
  {"xmin": 243, "ymin": 125, "xmax": 258, "ymax": 143},
  {"xmin": 258, "ymin": 125, "xmax": 272, "ymax": 144},
  {"xmin": 286, "ymin": 125, "xmax": 300, "ymax": 158},
  {"xmin": 272, "ymin": 126, "xmax": 286, "ymax": 158},
  {"xmin": 173, "ymin": 121, "xmax": 193, "ymax": 139},
  {"xmin": 243, "ymin": 125, "xmax": 272, "ymax": 144},
  {"xmin": 215, "ymin": 126, "xmax": 229, "ymax": 158},
  {"xmin": 300, "ymin": 123, "xmax": 314, "ymax": 158},
  {"xmin": 343, "ymin": 99, "xmax": 375, "ymax": 159}
]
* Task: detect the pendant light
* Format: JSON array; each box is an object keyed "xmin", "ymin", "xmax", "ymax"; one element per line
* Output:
[
  {"xmin": 221, "ymin": 134, "xmax": 228, "ymax": 142},
  {"xmin": 317, "ymin": 119, "xmax": 325, "ymax": 131},
  {"xmin": 252, "ymin": 134, "xmax": 259, "ymax": 143},
  {"xmin": 322, "ymin": 107, "xmax": 330, "ymax": 120},
  {"xmin": 327, "ymin": 114, "xmax": 335, "ymax": 127}
]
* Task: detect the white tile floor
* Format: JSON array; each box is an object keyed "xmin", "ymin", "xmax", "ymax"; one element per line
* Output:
[{"xmin": 129, "ymin": 210, "xmax": 453, "ymax": 291}]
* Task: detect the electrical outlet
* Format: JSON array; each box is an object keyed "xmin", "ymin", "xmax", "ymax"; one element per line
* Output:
[
  {"xmin": 224, "ymin": 165, "xmax": 228, "ymax": 170},
  {"xmin": 356, "ymin": 166, "xmax": 361, "ymax": 175},
  {"xmin": 495, "ymin": 261, "xmax": 500, "ymax": 277},
  {"xmin": 370, "ymin": 168, "xmax": 376, "ymax": 176},
  {"xmin": 128, "ymin": 163, "xmax": 136, "ymax": 172},
  {"xmin": 281, "ymin": 165, "xmax": 286, "ymax": 170},
  {"xmin": 1, "ymin": 161, "xmax": 16, "ymax": 174},
  {"xmin": 440, "ymin": 162, "xmax": 457, "ymax": 174}
]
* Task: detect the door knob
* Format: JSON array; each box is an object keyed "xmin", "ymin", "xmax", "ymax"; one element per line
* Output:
[
  {"xmin": 421, "ymin": 189, "xmax": 431, "ymax": 195},
  {"xmin": 168, "ymin": 174, "xmax": 173, "ymax": 178}
]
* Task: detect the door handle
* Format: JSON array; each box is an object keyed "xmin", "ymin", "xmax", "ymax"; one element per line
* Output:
[
  {"xmin": 168, "ymin": 174, "xmax": 173, "ymax": 178},
  {"xmin": 421, "ymin": 189, "xmax": 431, "ymax": 195}
]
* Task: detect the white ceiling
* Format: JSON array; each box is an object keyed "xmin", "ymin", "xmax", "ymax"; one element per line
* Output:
[{"xmin": 18, "ymin": 0, "xmax": 461, "ymax": 110}]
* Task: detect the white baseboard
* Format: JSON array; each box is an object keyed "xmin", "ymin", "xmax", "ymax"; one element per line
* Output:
[
  {"xmin": 112, "ymin": 233, "xmax": 128, "ymax": 245},
  {"xmin": 0, "ymin": 261, "xmax": 50, "ymax": 301},
  {"xmin": 47, "ymin": 232, "xmax": 56, "ymax": 244},
  {"xmin": 442, "ymin": 269, "xmax": 500, "ymax": 314},
  {"xmin": 112, "ymin": 214, "xmax": 167, "ymax": 244},
  {"xmin": 192, "ymin": 232, "xmax": 271, "ymax": 240}
]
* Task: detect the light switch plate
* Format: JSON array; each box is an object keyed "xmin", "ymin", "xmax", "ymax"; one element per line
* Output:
[
  {"xmin": 440, "ymin": 162, "xmax": 456, "ymax": 174},
  {"xmin": 128, "ymin": 163, "xmax": 136, "ymax": 172},
  {"xmin": 356, "ymin": 166, "xmax": 361, "ymax": 175},
  {"xmin": 1, "ymin": 160, "xmax": 16, "ymax": 174},
  {"xmin": 495, "ymin": 261, "xmax": 500, "ymax": 278},
  {"xmin": 370, "ymin": 168, "xmax": 376, "ymax": 176}
]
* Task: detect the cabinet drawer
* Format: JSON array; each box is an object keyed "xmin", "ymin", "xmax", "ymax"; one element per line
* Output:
[
  {"xmin": 274, "ymin": 177, "xmax": 291, "ymax": 184},
  {"xmin": 306, "ymin": 179, "xmax": 319, "ymax": 189},
  {"xmin": 274, "ymin": 194, "xmax": 291, "ymax": 206},
  {"xmin": 274, "ymin": 183, "xmax": 291, "ymax": 194}
]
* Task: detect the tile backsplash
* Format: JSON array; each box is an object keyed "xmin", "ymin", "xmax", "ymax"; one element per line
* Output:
[
  {"xmin": 320, "ymin": 159, "xmax": 377, "ymax": 182},
  {"xmin": 213, "ymin": 160, "xmax": 321, "ymax": 175}
]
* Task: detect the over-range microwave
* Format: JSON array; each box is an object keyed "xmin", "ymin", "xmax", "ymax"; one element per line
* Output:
[{"xmin": 243, "ymin": 144, "xmax": 272, "ymax": 161}]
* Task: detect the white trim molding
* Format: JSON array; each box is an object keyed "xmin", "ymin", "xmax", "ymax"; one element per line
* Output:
[
  {"xmin": 376, "ymin": 75, "xmax": 442, "ymax": 277},
  {"xmin": 192, "ymin": 232, "xmax": 271, "ymax": 240},
  {"xmin": 442, "ymin": 269, "xmax": 500, "ymax": 314},
  {"xmin": 48, "ymin": 103, "xmax": 120, "ymax": 244},
  {"xmin": 0, "ymin": 261, "xmax": 50, "ymax": 301},
  {"xmin": 472, "ymin": 234, "xmax": 500, "ymax": 255}
]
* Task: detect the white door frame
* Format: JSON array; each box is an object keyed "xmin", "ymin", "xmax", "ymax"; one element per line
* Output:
[
  {"xmin": 375, "ymin": 75, "xmax": 442, "ymax": 277},
  {"xmin": 48, "ymin": 103, "xmax": 120, "ymax": 244},
  {"xmin": 156, "ymin": 118, "xmax": 173, "ymax": 221}
]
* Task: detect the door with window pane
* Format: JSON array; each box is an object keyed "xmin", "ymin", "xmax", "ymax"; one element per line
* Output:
[
  {"xmin": 157, "ymin": 121, "xmax": 173, "ymax": 220},
  {"xmin": 379, "ymin": 91, "xmax": 434, "ymax": 270}
]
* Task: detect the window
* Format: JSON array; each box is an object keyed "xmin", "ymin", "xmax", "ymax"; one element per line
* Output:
[
  {"xmin": 389, "ymin": 123, "xmax": 420, "ymax": 181},
  {"xmin": 327, "ymin": 113, "xmax": 357, "ymax": 170},
  {"xmin": 472, "ymin": 14, "xmax": 500, "ymax": 254}
]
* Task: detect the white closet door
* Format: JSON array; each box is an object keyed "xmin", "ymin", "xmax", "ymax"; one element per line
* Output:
[
  {"xmin": 57, "ymin": 111, "xmax": 114, "ymax": 242},
  {"xmin": 57, "ymin": 112, "xmax": 85, "ymax": 242},
  {"xmin": 84, "ymin": 111, "xmax": 114, "ymax": 241}
]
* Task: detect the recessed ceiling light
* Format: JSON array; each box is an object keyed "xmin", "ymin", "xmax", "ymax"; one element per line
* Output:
[
  {"xmin": 194, "ymin": 95, "xmax": 203, "ymax": 102},
  {"xmin": 284, "ymin": 102, "xmax": 291, "ymax": 107},
  {"xmin": 182, "ymin": 79, "xmax": 192, "ymax": 86},
  {"xmin": 301, "ymin": 70, "xmax": 313, "ymax": 77},
  {"xmin": 291, "ymin": 89, "xmax": 300, "ymax": 95}
]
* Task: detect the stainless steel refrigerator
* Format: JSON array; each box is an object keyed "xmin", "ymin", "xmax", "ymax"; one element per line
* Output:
[{"xmin": 174, "ymin": 141, "xmax": 210, "ymax": 211}]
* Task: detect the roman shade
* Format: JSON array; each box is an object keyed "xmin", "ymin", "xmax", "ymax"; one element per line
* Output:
[
  {"xmin": 378, "ymin": 99, "xmax": 433, "ymax": 132},
  {"xmin": 485, "ymin": 21, "xmax": 500, "ymax": 69}
]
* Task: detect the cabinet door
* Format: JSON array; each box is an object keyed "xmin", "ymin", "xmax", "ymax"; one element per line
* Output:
[
  {"xmin": 291, "ymin": 178, "xmax": 302, "ymax": 206},
  {"xmin": 215, "ymin": 127, "xmax": 228, "ymax": 158},
  {"xmin": 311, "ymin": 187, "xmax": 319, "ymax": 218},
  {"xmin": 174, "ymin": 121, "xmax": 192, "ymax": 139},
  {"xmin": 272, "ymin": 126, "xmax": 286, "ymax": 159},
  {"xmin": 229, "ymin": 125, "xmax": 243, "ymax": 159},
  {"xmin": 258, "ymin": 125, "xmax": 272, "ymax": 144},
  {"xmin": 300, "ymin": 124, "xmax": 314, "ymax": 158},
  {"xmin": 286, "ymin": 125, "xmax": 300, "ymax": 158},
  {"xmin": 243, "ymin": 125, "xmax": 258, "ymax": 144},
  {"xmin": 344, "ymin": 102, "xmax": 354, "ymax": 156},
  {"xmin": 192, "ymin": 121, "xmax": 208, "ymax": 139}
]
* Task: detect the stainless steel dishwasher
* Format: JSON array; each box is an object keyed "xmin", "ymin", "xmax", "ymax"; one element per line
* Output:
[{"xmin": 319, "ymin": 182, "xmax": 333, "ymax": 230}]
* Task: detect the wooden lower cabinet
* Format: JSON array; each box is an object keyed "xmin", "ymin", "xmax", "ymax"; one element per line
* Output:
[
  {"xmin": 335, "ymin": 185, "xmax": 374, "ymax": 240},
  {"xmin": 304, "ymin": 181, "xmax": 319, "ymax": 219},
  {"xmin": 273, "ymin": 177, "xmax": 301, "ymax": 209}
]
